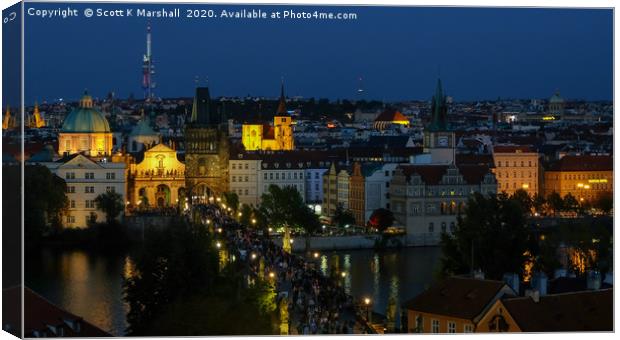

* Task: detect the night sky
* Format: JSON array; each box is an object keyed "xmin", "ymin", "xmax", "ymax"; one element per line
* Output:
[{"xmin": 20, "ymin": 3, "xmax": 613, "ymax": 105}]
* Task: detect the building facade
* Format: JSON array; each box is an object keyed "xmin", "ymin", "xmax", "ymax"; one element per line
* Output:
[
  {"xmin": 241, "ymin": 83, "xmax": 294, "ymax": 151},
  {"xmin": 322, "ymin": 162, "xmax": 351, "ymax": 218},
  {"xmin": 129, "ymin": 143, "xmax": 185, "ymax": 208},
  {"xmin": 492, "ymin": 145, "xmax": 540, "ymax": 196},
  {"xmin": 229, "ymin": 154, "xmax": 262, "ymax": 207},
  {"xmin": 543, "ymin": 155, "xmax": 613, "ymax": 202},
  {"xmin": 184, "ymin": 87, "xmax": 230, "ymax": 203},
  {"xmin": 390, "ymin": 164, "xmax": 497, "ymax": 246},
  {"xmin": 45, "ymin": 154, "xmax": 126, "ymax": 228}
]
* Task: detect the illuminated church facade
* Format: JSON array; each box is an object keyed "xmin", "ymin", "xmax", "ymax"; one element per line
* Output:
[{"xmin": 242, "ymin": 83, "xmax": 294, "ymax": 151}]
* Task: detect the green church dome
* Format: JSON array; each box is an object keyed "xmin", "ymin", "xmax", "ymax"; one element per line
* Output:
[{"xmin": 61, "ymin": 92, "xmax": 111, "ymax": 133}]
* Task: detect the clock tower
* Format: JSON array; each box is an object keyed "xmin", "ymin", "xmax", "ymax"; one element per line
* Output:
[{"xmin": 423, "ymin": 78, "xmax": 455, "ymax": 164}]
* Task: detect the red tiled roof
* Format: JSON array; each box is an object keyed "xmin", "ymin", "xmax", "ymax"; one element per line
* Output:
[
  {"xmin": 3, "ymin": 286, "xmax": 111, "ymax": 337},
  {"xmin": 547, "ymin": 155, "xmax": 613, "ymax": 172},
  {"xmin": 402, "ymin": 277, "xmax": 511, "ymax": 321},
  {"xmin": 503, "ymin": 289, "xmax": 613, "ymax": 332}
]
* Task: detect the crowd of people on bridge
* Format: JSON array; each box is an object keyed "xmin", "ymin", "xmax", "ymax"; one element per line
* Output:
[{"xmin": 222, "ymin": 226, "xmax": 359, "ymax": 334}]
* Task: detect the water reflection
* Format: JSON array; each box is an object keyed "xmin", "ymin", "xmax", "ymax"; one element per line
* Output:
[
  {"xmin": 26, "ymin": 248, "xmax": 129, "ymax": 336},
  {"xmin": 303, "ymin": 247, "xmax": 441, "ymax": 329}
]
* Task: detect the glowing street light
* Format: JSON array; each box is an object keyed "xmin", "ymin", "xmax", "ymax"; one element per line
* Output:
[
  {"xmin": 268, "ymin": 227, "xmax": 273, "ymax": 232},
  {"xmin": 364, "ymin": 297, "xmax": 371, "ymax": 305},
  {"xmin": 269, "ymin": 272, "xmax": 275, "ymax": 279},
  {"xmin": 341, "ymin": 271, "xmax": 347, "ymax": 278},
  {"xmin": 313, "ymin": 252, "xmax": 320, "ymax": 259},
  {"xmin": 252, "ymin": 219, "xmax": 257, "ymax": 224},
  {"xmin": 251, "ymin": 253, "xmax": 257, "ymax": 260},
  {"xmin": 238, "ymin": 212, "xmax": 242, "ymax": 217},
  {"xmin": 217, "ymin": 228, "xmax": 222, "ymax": 233},
  {"xmin": 216, "ymin": 242, "xmax": 221, "ymax": 249}
]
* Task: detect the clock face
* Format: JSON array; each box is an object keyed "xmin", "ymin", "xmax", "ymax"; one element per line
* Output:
[{"xmin": 438, "ymin": 136, "xmax": 449, "ymax": 147}]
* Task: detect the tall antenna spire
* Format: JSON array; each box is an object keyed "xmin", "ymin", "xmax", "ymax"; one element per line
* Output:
[
  {"xmin": 276, "ymin": 77, "xmax": 287, "ymax": 115},
  {"xmin": 142, "ymin": 21, "xmax": 156, "ymax": 102}
]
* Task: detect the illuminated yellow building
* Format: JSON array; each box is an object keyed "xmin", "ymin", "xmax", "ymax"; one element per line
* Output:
[
  {"xmin": 492, "ymin": 145, "xmax": 540, "ymax": 196},
  {"xmin": 58, "ymin": 92, "xmax": 113, "ymax": 157},
  {"xmin": 241, "ymin": 82, "xmax": 294, "ymax": 151},
  {"xmin": 543, "ymin": 155, "xmax": 612, "ymax": 202},
  {"xmin": 2, "ymin": 105, "xmax": 15, "ymax": 130},
  {"xmin": 27, "ymin": 103, "xmax": 46, "ymax": 128},
  {"xmin": 129, "ymin": 143, "xmax": 186, "ymax": 208}
]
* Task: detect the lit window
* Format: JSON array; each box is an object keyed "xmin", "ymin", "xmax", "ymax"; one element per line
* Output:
[
  {"xmin": 448, "ymin": 321, "xmax": 456, "ymax": 333},
  {"xmin": 464, "ymin": 324, "xmax": 473, "ymax": 333},
  {"xmin": 431, "ymin": 320, "xmax": 440, "ymax": 333}
]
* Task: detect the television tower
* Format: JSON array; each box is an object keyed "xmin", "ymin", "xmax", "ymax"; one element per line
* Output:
[{"xmin": 142, "ymin": 22, "xmax": 156, "ymax": 102}]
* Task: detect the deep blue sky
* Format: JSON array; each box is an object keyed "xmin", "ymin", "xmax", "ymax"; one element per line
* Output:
[{"xmin": 22, "ymin": 3, "xmax": 613, "ymax": 104}]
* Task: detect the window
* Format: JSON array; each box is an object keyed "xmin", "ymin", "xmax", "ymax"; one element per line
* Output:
[
  {"xmin": 264, "ymin": 173, "xmax": 268, "ymax": 180},
  {"xmin": 106, "ymin": 172, "xmax": 116, "ymax": 180},
  {"xmin": 232, "ymin": 164, "xmax": 236, "ymax": 170},
  {"xmin": 65, "ymin": 172, "xmax": 75, "ymax": 179},
  {"xmin": 385, "ymin": 171, "xmax": 389, "ymax": 176},
  {"xmin": 300, "ymin": 172, "xmax": 304, "ymax": 179},
  {"xmin": 276, "ymin": 173, "xmax": 280, "ymax": 180},
  {"xmin": 245, "ymin": 176, "xmax": 249, "ymax": 182},
  {"xmin": 315, "ymin": 172, "xmax": 319, "ymax": 179},
  {"xmin": 85, "ymin": 200, "xmax": 96, "ymax": 208},
  {"xmin": 66, "ymin": 215, "xmax": 75, "ymax": 223},
  {"xmin": 448, "ymin": 321, "xmax": 456, "ymax": 333},
  {"xmin": 464, "ymin": 324, "xmax": 473, "ymax": 333},
  {"xmin": 245, "ymin": 164, "xmax": 249, "ymax": 170},
  {"xmin": 441, "ymin": 222, "xmax": 447, "ymax": 233},
  {"xmin": 232, "ymin": 176, "xmax": 237, "ymax": 182},
  {"xmin": 428, "ymin": 223, "xmax": 434, "ymax": 233},
  {"xmin": 450, "ymin": 222, "xmax": 456, "ymax": 232},
  {"xmin": 85, "ymin": 172, "xmax": 94, "ymax": 179},
  {"xmin": 497, "ymin": 161, "xmax": 502, "ymax": 167},
  {"xmin": 294, "ymin": 172, "xmax": 298, "ymax": 180},
  {"xmin": 431, "ymin": 320, "xmax": 440, "ymax": 333},
  {"xmin": 245, "ymin": 189, "xmax": 249, "ymax": 195},
  {"xmin": 67, "ymin": 186, "xmax": 75, "ymax": 193},
  {"xmin": 70, "ymin": 200, "xmax": 75, "ymax": 208},
  {"xmin": 85, "ymin": 186, "xmax": 95, "ymax": 193},
  {"xmin": 106, "ymin": 186, "xmax": 115, "ymax": 193},
  {"xmin": 415, "ymin": 315, "xmax": 424, "ymax": 332},
  {"xmin": 270, "ymin": 173, "xmax": 274, "ymax": 180}
]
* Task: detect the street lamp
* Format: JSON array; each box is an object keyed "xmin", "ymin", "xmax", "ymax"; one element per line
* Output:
[
  {"xmin": 251, "ymin": 253, "xmax": 257, "ymax": 260},
  {"xmin": 364, "ymin": 297, "xmax": 372, "ymax": 323},
  {"xmin": 313, "ymin": 252, "xmax": 320, "ymax": 259},
  {"xmin": 252, "ymin": 219, "xmax": 257, "ymax": 225},
  {"xmin": 269, "ymin": 271, "xmax": 275, "ymax": 279},
  {"xmin": 341, "ymin": 271, "xmax": 347, "ymax": 278},
  {"xmin": 216, "ymin": 241, "xmax": 221, "ymax": 249}
]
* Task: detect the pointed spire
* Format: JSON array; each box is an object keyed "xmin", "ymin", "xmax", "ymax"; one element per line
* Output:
[
  {"xmin": 190, "ymin": 87, "xmax": 212, "ymax": 124},
  {"xmin": 3, "ymin": 105, "xmax": 11, "ymax": 130},
  {"xmin": 276, "ymin": 78, "xmax": 288, "ymax": 116},
  {"xmin": 429, "ymin": 78, "xmax": 448, "ymax": 132}
]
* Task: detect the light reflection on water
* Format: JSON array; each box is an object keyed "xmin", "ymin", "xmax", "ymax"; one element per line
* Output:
[
  {"xmin": 303, "ymin": 247, "xmax": 441, "ymax": 329},
  {"xmin": 26, "ymin": 248, "xmax": 129, "ymax": 336},
  {"xmin": 26, "ymin": 246, "xmax": 441, "ymax": 336}
]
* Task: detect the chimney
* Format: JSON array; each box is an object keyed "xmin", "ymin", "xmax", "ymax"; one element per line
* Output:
[
  {"xmin": 531, "ymin": 271, "xmax": 547, "ymax": 296},
  {"xmin": 525, "ymin": 289, "xmax": 540, "ymax": 303},
  {"xmin": 604, "ymin": 271, "xmax": 613, "ymax": 285},
  {"xmin": 473, "ymin": 269, "xmax": 485, "ymax": 280},
  {"xmin": 502, "ymin": 272, "xmax": 520, "ymax": 295},
  {"xmin": 586, "ymin": 270, "xmax": 602, "ymax": 290},
  {"xmin": 553, "ymin": 268, "xmax": 567, "ymax": 279}
]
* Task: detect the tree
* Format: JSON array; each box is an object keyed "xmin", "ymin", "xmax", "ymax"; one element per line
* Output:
[
  {"xmin": 510, "ymin": 189, "xmax": 532, "ymax": 214},
  {"xmin": 562, "ymin": 193, "xmax": 579, "ymax": 214},
  {"xmin": 259, "ymin": 185, "xmax": 320, "ymax": 235},
  {"xmin": 238, "ymin": 204, "xmax": 252, "ymax": 226},
  {"xmin": 546, "ymin": 192, "xmax": 564, "ymax": 216},
  {"xmin": 439, "ymin": 193, "xmax": 529, "ymax": 280},
  {"xmin": 95, "ymin": 191, "xmax": 124, "ymax": 224},
  {"xmin": 333, "ymin": 203, "xmax": 356, "ymax": 228},
  {"xmin": 222, "ymin": 192, "xmax": 239, "ymax": 213},
  {"xmin": 368, "ymin": 208, "xmax": 394, "ymax": 232},
  {"xmin": 532, "ymin": 193, "xmax": 546, "ymax": 215},
  {"xmin": 24, "ymin": 165, "xmax": 68, "ymax": 244},
  {"xmin": 594, "ymin": 192, "xmax": 613, "ymax": 215}
]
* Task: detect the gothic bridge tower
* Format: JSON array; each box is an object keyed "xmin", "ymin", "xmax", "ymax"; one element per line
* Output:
[{"xmin": 184, "ymin": 87, "xmax": 230, "ymax": 204}]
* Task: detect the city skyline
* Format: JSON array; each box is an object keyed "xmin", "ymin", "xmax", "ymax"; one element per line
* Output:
[{"xmin": 18, "ymin": 4, "xmax": 613, "ymax": 105}]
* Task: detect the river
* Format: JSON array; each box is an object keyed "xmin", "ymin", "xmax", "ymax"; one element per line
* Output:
[{"xmin": 25, "ymin": 246, "xmax": 441, "ymax": 335}]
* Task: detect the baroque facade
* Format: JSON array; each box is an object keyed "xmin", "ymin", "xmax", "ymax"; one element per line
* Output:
[{"xmin": 129, "ymin": 143, "xmax": 185, "ymax": 208}]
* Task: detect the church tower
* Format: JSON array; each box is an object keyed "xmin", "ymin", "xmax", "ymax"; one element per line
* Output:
[
  {"xmin": 184, "ymin": 87, "xmax": 230, "ymax": 204},
  {"xmin": 273, "ymin": 80, "xmax": 294, "ymax": 150},
  {"xmin": 33, "ymin": 102, "xmax": 45, "ymax": 128},
  {"xmin": 423, "ymin": 78, "xmax": 455, "ymax": 164}
]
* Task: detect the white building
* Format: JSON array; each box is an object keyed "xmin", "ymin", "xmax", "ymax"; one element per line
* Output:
[
  {"xmin": 390, "ymin": 163, "xmax": 497, "ymax": 246},
  {"xmin": 45, "ymin": 154, "xmax": 127, "ymax": 228}
]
